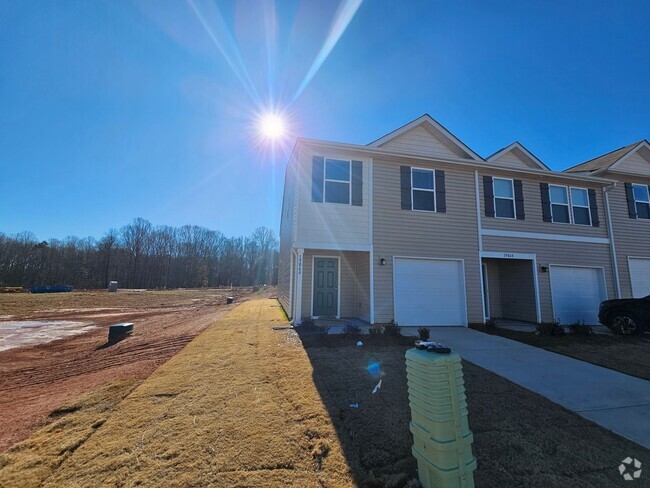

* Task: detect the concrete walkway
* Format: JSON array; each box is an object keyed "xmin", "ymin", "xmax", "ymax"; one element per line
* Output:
[{"xmin": 425, "ymin": 327, "xmax": 650, "ymax": 449}]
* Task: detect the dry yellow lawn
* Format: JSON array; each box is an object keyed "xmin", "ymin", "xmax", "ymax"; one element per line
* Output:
[
  {"xmin": 0, "ymin": 379, "xmax": 140, "ymax": 487},
  {"xmin": 27, "ymin": 299, "xmax": 355, "ymax": 487}
]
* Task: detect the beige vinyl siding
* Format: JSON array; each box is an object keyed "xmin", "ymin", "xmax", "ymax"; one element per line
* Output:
[
  {"xmin": 603, "ymin": 174, "xmax": 650, "ymax": 298},
  {"xmin": 372, "ymin": 160, "xmax": 482, "ymax": 324},
  {"xmin": 498, "ymin": 259, "xmax": 537, "ymax": 322},
  {"xmin": 355, "ymin": 252, "xmax": 371, "ymax": 322},
  {"xmin": 483, "ymin": 260, "xmax": 503, "ymax": 318},
  {"xmin": 295, "ymin": 147, "xmax": 371, "ymax": 247},
  {"xmin": 490, "ymin": 151, "xmax": 538, "ymax": 170},
  {"xmin": 378, "ymin": 125, "xmax": 467, "ymax": 160},
  {"xmin": 278, "ymin": 159, "xmax": 297, "ymax": 315},
  {"xmin": 483, "ymin": 236, "xmax": 615, "ymax": 323},
  {"xmin": 615, "ymin": 152, "xmax": 650, "ymax": 177},
  {"xmin": 479, "ymin": 173, "xmax": 609, "ymax": 238},
  {"xmin": 300, "ymin": 250, "xmax": 369, "ymax": 319}
]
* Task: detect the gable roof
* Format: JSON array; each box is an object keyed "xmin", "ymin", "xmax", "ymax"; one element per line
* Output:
[
  {"xmin": 486, "ymin": 141, "xmax": 550, "ymax": 171},
  {"xmin": 298, "ymin": 136, "xmax": 616, "ymax": 186},
  {"xmin": 564, "ymin": 140, "xmax": 650, "ymax": 174},
  {"xmin": 367, "ymin": 114, "xmax": 484, "ymax": 161}
]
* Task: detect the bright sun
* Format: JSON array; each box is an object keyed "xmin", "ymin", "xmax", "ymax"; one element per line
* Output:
[{"xmin": 259, "ymin": 113, "xmax": 286, "ymax": 139}]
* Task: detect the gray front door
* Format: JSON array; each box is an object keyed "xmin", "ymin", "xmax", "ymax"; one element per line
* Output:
[{"xmin": 313, "ymin": 258, "xmax": 338, "ymax": 317}]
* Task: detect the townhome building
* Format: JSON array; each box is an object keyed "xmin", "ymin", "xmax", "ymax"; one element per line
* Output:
[
  {"xmin": 564, "ymin": 140, "xmax": 650, "ymax": 300},
  {"xmin": 278, "ymin": 115, "xmax": 649, "ymax": 327}
]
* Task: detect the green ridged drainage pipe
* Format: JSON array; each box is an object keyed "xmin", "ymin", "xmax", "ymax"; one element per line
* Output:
[{"xmin": 406, "ymin": 348, "xmax": 476, "ymax": 488}]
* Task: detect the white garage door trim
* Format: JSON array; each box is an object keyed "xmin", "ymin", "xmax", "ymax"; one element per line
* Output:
[
  {"xmin": 392, "ymin": 256, "xmax": 468, "ymax": 326},
  {"xmin": 628, "ymin": 257, "xmax": 650, "ymax": 298},
  {"xmin": 549, "ymin": 264, "xmax": 607, "ymax": 325}
]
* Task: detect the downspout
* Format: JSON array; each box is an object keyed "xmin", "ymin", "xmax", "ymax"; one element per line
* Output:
[
  {"xmin": 604, "ymin": 183, "xmax": 621, "ymax": 298},
  {"xmin": 475, "ymin": 171, "xmax": 486, "ymax": 323},
  {"xmin": 369, "ymin": 158, "xmax": 375, "ymax": 324},
  {"xmin": 289, "ymin": 249, "xmax": 295, "ymax": 322},
  {"xmin": 294, "ymin": 248, "xmax": 304, "ymax": 325}
]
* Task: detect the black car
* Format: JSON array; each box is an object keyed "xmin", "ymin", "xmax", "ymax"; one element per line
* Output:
[{"xmin": 598, "ymin": 296, "xmax": 650, "ymax": 335}]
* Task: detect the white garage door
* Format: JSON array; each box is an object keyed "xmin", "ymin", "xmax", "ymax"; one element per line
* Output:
[
  {"xmin": 629, "ymin": 258, "xmax": 650, "ymax": 298},
  {"xmin": 393, "ymin": 258, "xmax": 466, "ymax": 326},
  {"xmin": 550, "ymin": 266, "xmax": 606, "ymax": 325}
]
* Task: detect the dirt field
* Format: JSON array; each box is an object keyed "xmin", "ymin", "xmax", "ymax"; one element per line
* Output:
[
  {"xmin": 470, "ymin": 324, "xmax": 650, "ymax": 380},
  {"xmin": 0, "ymin": 287, "xmax": 272, "ymax": 452},
  {"xmin": 3, "ymin": 299, "xmax": 647, "ymax": 487}
]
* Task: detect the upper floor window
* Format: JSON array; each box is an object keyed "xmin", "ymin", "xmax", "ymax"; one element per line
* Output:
[
  {"xmin": 324, "ymin": 159, "xmax": 350, "ymax": 204},
  {"xmin": 494, "ymin": 178, "xmax": 515, "ymax": 219},
  {"xmin": 412, "ymin": 168, "xmax": 436, "ymax": 211},
  {"xmin": 570, "ymin": 188, "xmax": 592, "ymax": 226},
  {"xmin": 633, "ymin": 184, "xmax": 650, "ymax": 219},
  {"xmin": 550, "ymin": 185, "xmax": 592, "ymax": 225},
  {"xmin": 549, "ymin": 185, "xmax": 570, "ymax": 223}
]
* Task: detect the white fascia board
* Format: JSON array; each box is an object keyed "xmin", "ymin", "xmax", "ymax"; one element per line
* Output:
[
  {"xmin": 487, "ymin": 142, "xmax": 551, "ymax": 171},
  {"xmin": 366, "ymin": 114, "xmax": 484, "ymax": 162},
  {"xmin": 591, "ymin": 141, "xmax": 650, "ymax": 176},
  {"xmin": 605, "ymin": 141, "xmax": 650, "ymax": 173}
]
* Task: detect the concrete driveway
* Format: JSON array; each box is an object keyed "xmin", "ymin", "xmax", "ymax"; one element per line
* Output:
[{"xmin": 422, "ymin": 327, "xmax": 650, "ymax": 449}]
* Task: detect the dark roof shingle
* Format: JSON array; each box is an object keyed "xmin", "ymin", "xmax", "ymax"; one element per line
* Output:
[{"xmin": 564, "ymin": 141, "xmax": 642, "ymax": 173}]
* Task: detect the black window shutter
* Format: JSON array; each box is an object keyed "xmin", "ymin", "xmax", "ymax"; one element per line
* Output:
[
  {"xmin": 540, "ymin": 183, "xmax": 552, "ymax": 222},
  {"xmin": 311, "ymin": 156, "xmax": 324, "ymax": 202},
  {"xmin": 514, "ymin": 179, "xmax": 525, "ymax": 220},
  {"xmin": 625, "ymin": 182, "xmax": 637, "ymax": 218},
  {"xmin": 400, "ymin": 166, "xmax": 412, "ymax": 210},
  {"xmin": 351, "ymin": 160, "xmax": 363, "ymax": 206},
  {"xmin": 587, "ymin": 189, "xmax": 600, "ymax": 227},
  {"xmin": 435, "ymin": 170, "xmax": 446, "ymax": 213},
  {"xmin": 483, "ymin": 176, "xmax": 495, "ymax": 217}
]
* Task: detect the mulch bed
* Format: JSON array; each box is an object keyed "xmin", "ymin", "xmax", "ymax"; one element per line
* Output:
[
  {"xmin": 303, "ymin": 336, "xmax": 650, "ymax": 487},
  {"xmin": 470, "ymin": 324, "xmax": 650, "ymax": 380}
]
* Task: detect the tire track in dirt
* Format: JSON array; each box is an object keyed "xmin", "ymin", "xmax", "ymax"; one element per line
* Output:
[
  {"xmin": 0, "ymin": 287, "xmax": 275, "ymax": 452},
  {"xmin": 0, "ymin": 335, "xmax": 196, "ymax": 390}
]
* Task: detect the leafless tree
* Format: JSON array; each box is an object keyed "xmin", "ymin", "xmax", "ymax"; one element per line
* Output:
[{"xmin": 0, "ymin": 219, "xmax": 279, "ymax": 290}]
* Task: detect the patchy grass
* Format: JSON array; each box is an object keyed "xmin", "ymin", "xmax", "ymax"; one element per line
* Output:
[
  {"xmin": 0, "ymin": 379, "xmax": 140, "ymax": 487},
  {"xmin": 3, "ymin": 300, "xmax": 647, "ymax": 487},
  {"xmin": 33, "ymin": 300, "xmax": 357, "ymax": 487},
  {"xmin": 471, "ymin": 324, "xmax": 650, "ymax": 380}
]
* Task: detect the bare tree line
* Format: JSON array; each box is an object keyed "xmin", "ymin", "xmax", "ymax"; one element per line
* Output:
[{"xmin": 0, "ymin": 218, "xmax": 278, "ymax": 289}]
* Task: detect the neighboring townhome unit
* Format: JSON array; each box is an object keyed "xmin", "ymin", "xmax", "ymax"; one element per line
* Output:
[
  {"xmin": 564, "ymin": 140, "xmax": 650, "ymax": 299},
  {"xmin": 278, "ymin": 115, "xmax": 624, "ymax": 327}
]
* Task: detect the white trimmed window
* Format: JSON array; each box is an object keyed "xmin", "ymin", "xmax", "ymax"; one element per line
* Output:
[
  {"xmin": 570, "ymin": 188, "xmax": 591, "ymax": 226},
  {"xmin": 549, "ymin": 185, "xmax": 570, "ymax": 223},
  {"xmin": 324, "ymin": 159, "xmax": 351, "ymax": 204},
  {"xmin": 494, "ymin": 178, "xmax": 515, "ymax": 219},
  {"xmin": 411, "ymin": 168, "xmax": 436, "ymax": 212},
  {"xmin": 550, "ymin": 185, "xmax": 593, "ymax": 225},
  {"xmin": 633, "ymin": 184, "xmax": 650, "ymax": 220}
]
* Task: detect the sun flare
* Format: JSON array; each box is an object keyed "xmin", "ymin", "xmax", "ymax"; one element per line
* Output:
[{"xmin": 259, "ymin": 113, "xmax": 286, "ymax": 139}]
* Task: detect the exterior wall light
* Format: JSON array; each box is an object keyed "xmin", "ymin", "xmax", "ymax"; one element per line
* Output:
[
  {"xmin": 539, "ymin": 265, "xmax": 548, "ymax": 273},
  {"xmin": 380, "ymin": 258, "xmax": 386, "ymax": 266}
]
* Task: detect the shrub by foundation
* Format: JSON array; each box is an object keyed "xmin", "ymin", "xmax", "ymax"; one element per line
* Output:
[{"xmin": 536, "ymin": 321, "xmax": 565, "ymax": 337}]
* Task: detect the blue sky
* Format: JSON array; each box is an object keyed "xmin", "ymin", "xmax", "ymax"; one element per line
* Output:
[{"xmin": 2, "ymin": 0, "xmax": 649, "ymax": 241}]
